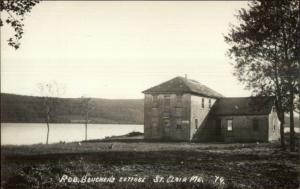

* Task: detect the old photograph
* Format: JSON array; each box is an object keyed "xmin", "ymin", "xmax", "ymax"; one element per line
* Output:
[{"xmin": 1, "ymin": 1, "xmax": 299, "ymax": 189}]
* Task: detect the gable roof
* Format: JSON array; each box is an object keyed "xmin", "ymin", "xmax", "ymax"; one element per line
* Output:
[
  {"xmin": 211, "ymin": 96, "xmax": 275, "ymax": 116},
  {"xmin": 143, "ymin": 76, "xmax": 224, "ymax": 98}
]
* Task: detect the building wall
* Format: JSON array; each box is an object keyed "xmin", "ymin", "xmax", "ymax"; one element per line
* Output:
[
  {"xmin": 144, "ymin": 93, "xmax": 276, "ymax": 142},
  {"xmin": 193, "ymin": 118, "xmax": 223, "ymax": 142},
  {"xmin": 268, "ymin": 108, "xmax": 280, "ymax": 141},
  {"xmin": 190, "ymin": 95, "xmax": 216, "ymax": 140},
  {"xmin": 215, "ymin": 115, "xmax": 269, "ymax": 142},
  {"xmin": 144, "ymin": 93, "xmax": 191, "ymax": 141}
]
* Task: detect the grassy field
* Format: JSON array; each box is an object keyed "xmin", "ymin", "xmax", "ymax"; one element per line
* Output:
[{"xmin": 1, "ymin": 141, "xmax": 299, "ymax": 189}]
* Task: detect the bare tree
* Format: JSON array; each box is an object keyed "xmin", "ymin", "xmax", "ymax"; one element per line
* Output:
[
  {"xmin": 37, "ymin": 81, "xmax": 65, "ymax": 144},
  {"xmin": 80, "ymin": 96, "xmax": 94, "ymax": 141}
]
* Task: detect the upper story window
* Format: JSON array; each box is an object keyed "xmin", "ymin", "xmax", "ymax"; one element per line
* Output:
[
  {"xmin": 176, "ymin": 94, "xmax": 182, "ymax": 103},
  {"xmin": 209, "ymin": 99, "xmax": 212, "ymax": 108},
  {"xmin": 164, "ymin": 95, "xmax": 171, "ymax": 111},
  {"xmin": 176, "ymin": 118, "xmax": 182, "ymax": 129},
  {"xmin": 227, "ymin": 119, "xmax": 233, "ymax": 131},
  {"xmin": 152, "ymin": 95, "xmax": 158, "ymax": 107},
  {"xmin": 201, "ymin": 98, "xmax": 204, "ymax": 108},
  {"xmin": 175, "ymin": 107, "xmax": 183, "ymax": 117}
]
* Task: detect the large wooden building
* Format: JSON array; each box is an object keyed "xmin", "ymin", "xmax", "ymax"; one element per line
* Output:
[{"xmin": 143, "ymin": 76, "xmax": 280, "ymax": 142}]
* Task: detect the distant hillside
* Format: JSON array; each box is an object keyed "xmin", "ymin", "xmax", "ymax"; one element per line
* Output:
[
  {"xmin": 1, "ymin": 93, "xmax": 144, "ymax": 124},
  {"xmin": 1, "ymin": 93, "xmax": 299, "ymax": 127}
]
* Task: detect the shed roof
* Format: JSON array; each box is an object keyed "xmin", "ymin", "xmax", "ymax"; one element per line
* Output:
[
  {"xmin": 212, "ymin": 96, "xmax": 275, "ymax": 116},
  {"xmin": 143, "ymin": 76, "xmax": 224, "ymax": 98}
]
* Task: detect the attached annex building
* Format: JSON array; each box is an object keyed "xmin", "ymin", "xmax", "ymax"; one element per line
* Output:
[{"xmin": 143, "ymin": 76, "xmax": 280, "ymax": 142}]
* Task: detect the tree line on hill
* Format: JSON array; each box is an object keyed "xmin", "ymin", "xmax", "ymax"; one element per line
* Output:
[
  {"xmin": 1, "ymin": 93, "xmax": 144, "ymax": 125},
  {"xmin": 2, "ymin": 93, "xmax": 299, "ymax": 126}
]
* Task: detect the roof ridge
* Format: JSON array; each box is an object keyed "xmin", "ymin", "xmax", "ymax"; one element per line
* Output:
[
  {"xmin": 220, "ymin": 96, "xmax": 274, "ymax": 99},
  {"xmin": 143, "ymin": 76, "xmax": 224, "ymax": 98},
  {"xmin": 179, "ymin": 76, "xmax": 193, "ymax": 92}
]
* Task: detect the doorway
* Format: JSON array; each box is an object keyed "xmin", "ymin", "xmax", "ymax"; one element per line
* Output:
[{"xmin": 216, "ymin": 119, "xmax": 222, "ymax": 136}]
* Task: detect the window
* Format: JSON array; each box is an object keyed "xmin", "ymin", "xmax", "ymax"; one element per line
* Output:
[
  {"xmin": 164, "ymin": 95, "xmax": 170, "ymax": 104},
  {"xmin": 152, "ymin": 121, "xmax": 158, "ymax": 128},
  {"xmin": 273, "ymin": 125, "xmax": 276, "ymax": 132},
  {"xmin": 164, "ymin": 118, "xmax": 170, "ymax": 127},
  {"xmin": 175, "ymin": 107, "xmax": 183, "ymax": 117},
  {"xmin": 163, "ymin": 111, "xmax": 170, "ymax": 118},
  {"xmin": 152, "ymin": 107, "xmax": 158, "ymax": 117},
  {"xmin": 253, "ymin": 119, "xmax": 259, "ymax": 131},
  {"xmin": 195, "ymin": 119, "xmax": 198, "ymax": 129},
  {"xmin": 152, "ymin": 95, "xmax": 158, "ymax": 107},
  {"xmin": 209, "ymin": 99, "xmax": 212, "ymax": 108},
  {"xmin": 176, "ymin": 119, "xmax": 182, "ymax": 129},
  {"xmin": 227, "ymin": 120, "xmax": 233, "ymax": 131},
  {"xmin": 164, "ymin": 95, "xmax": 171, "ymax": 111},
  {"xmin": 151, "ymin": 118, "xmax": 158, "ymax": 127},
  {"xmin": 201, "ymin": 98, "xmax": 204, "ymax": 108},
  {"xmin": 176, "ymin": 94, "xmax": 182, "ymax": 103}
]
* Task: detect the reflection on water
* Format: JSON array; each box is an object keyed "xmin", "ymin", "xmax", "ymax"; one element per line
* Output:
[{"xmin": 1, "ymin": 123, "xmax": 143, "ymax": 145}]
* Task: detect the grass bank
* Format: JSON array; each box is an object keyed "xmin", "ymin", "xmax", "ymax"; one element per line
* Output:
[{"xmin": 1, "ymin": 141, "xmax": 299, "ymax": 189}]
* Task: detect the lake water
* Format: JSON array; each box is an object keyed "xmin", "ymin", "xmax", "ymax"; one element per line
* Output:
[
  {"xmin": 1, "ymin": 123, "xmax": 298, "ymax": 145},
  {"xmin": 1, "ymin": 123, "xmax": 143, "ymax": 145}
]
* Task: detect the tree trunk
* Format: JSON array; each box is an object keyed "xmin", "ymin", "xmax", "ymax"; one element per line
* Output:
[
  {"xmin": 275, "ymin": 99, "xmax": 286, "ymax": 150},
  {"xmin": 289, "ymin": 88, "xmax": 295, "ymax": 152},
  {"xmin": 280, "ymin": 120, "xmax": 286, "ymax": 150},
  {"xmin": 85, "ymin": 123, "xmax": 87, "ymax": 141},
  {"xmin": 85, "ymin": 112, "xmax": 89, "ymax": 141},
  {"xmin": 46, "ymin": 114, "xmax": 50, "ymax": 145},
  {"xmin": 46, "ymin": 122, "xmax": 50, "ymax": 145}
]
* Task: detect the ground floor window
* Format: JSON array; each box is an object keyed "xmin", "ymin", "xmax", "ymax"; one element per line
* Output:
[
  {"xmin": 253, "ymin": 119, "xmax": 259, "ymax": 131},
  {"xmin": 151, "ymin": 118, "xmax": 159, "ymax": 127},
  {"xmin": 195, "ymin": 119, "xmax": 198, "ymax": 129},
  {"xmin": 176, "ymin": 118, "xmax": 182, "ymax": 129},
  {"xmin": 227, "ymin": 119, "xmax": 233, "ymax": 131},
  {"xmin": 164, "ymin": 118, "xmax": 170, "ymax": 127}
]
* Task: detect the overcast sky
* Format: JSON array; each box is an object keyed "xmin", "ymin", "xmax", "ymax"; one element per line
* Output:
[{"xmin": 1, "ymin": 1, "xmax": 251, "ymax": 99}]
